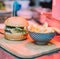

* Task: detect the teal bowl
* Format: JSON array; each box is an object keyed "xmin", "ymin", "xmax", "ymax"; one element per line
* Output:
[{"xmin": 29, "ymin": 31, "xmax": 55, "ymax": 45}]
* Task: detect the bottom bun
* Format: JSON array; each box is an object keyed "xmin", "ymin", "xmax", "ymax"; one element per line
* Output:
[{"xmin": 4, "ymin": 33, "xmax": 27, "ymax": 40}]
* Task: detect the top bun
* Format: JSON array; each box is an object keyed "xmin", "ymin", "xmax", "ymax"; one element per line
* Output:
[{"xmin": 5, "ymin": 17, "xmax": 29, "ymax": 27}]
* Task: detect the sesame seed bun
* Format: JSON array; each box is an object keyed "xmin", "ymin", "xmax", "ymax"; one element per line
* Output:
[{"xmin": 5, "ymin": 17, "xmax": 28, "ymax": 27}]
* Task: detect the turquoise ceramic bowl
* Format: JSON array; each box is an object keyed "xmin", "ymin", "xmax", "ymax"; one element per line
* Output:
[{"xmin": 29, "ymin": 31, "xmax": 55, "ymax": 45}]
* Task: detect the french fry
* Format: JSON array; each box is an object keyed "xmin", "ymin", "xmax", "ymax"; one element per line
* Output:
[
  {"xmin": 43, "ymin": 22, "xmax": 48, "ymax": 28},
  {"xmin": 53, "ymin": 27, "xmax": 60, "ymax": 34},
  {"xmin": 28, "ymin": 24, "xmax": 59, "ymax": 33}
]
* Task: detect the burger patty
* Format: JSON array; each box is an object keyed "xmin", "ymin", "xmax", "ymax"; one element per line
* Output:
[
  {"xmin": 5, "ymin": 26, "xmax": 27, "ymax": 34},
  {"xmin": 5, "ymin": 30, "xmax": 12, "ymax": 33}
]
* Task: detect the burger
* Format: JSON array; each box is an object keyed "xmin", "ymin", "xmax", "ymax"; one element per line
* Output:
[{"xmin": 4, "ymin": 17, "xmax": 29, "ymax": 40}]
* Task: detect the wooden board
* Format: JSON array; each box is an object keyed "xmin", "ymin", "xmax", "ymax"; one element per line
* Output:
[{"xmin": 0, "ymin": 38, "xmax": 60, "ymax": 58}]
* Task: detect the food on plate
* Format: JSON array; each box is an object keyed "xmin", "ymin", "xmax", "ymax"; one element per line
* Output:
[{"xmin": 4, "ymin": 17, "xmax": 29, "ymax": 40}]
